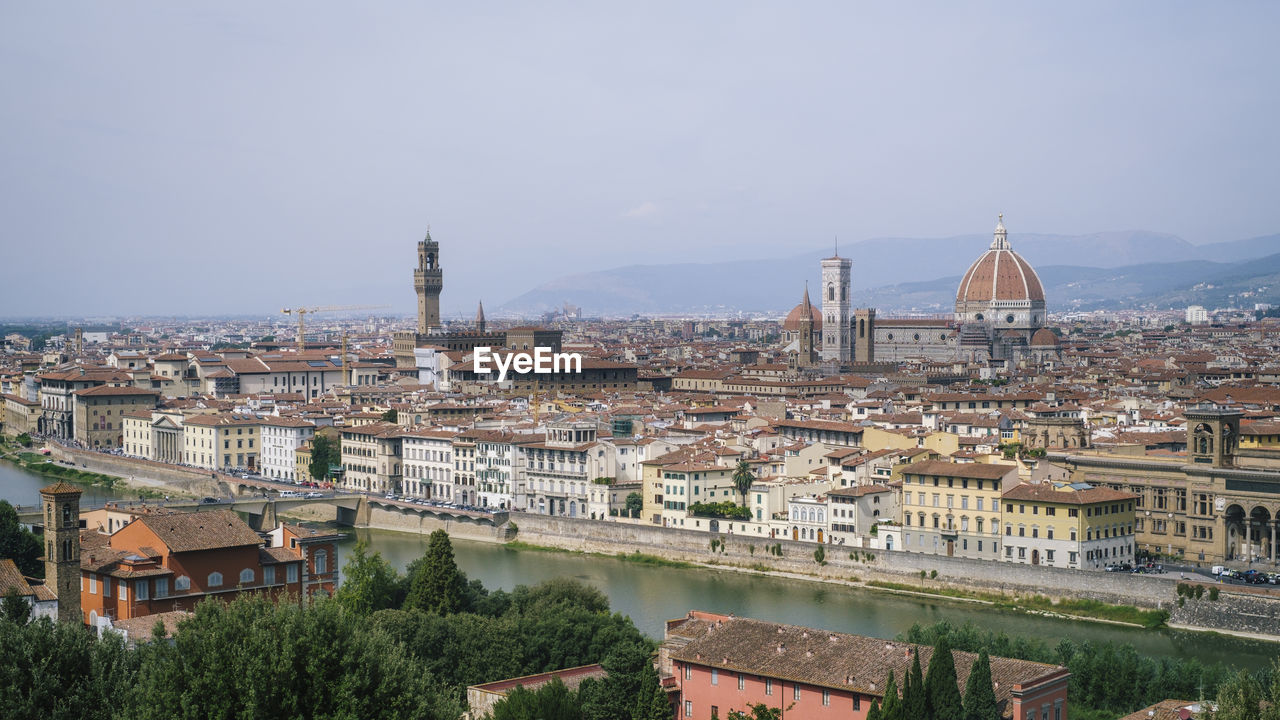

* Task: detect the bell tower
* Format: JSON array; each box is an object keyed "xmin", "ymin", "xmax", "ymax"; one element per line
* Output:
[
  {"xmin": 40, "ymin": 481, "xmax": 82, "ymax": 625},
  {"xmin": 414, "ymin": 230, "xmax": 443, "ymax": 334},
  {"xmin": 1186, "ymin": 405, "xmax": 1242, "ymax": 467},
  {"xmin": 820, "ymin": 245, "xmax": 852, "ymax": 364}
]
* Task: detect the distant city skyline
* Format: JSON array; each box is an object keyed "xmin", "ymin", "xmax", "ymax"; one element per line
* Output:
[{"xmin": 2, "ymin": 2, "xmax": 1278, "ymax": 316}]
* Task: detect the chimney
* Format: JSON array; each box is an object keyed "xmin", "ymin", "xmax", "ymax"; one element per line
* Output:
[{"xmin": 776, "ymin": 643, "xmax": 785, "ymax": 653}]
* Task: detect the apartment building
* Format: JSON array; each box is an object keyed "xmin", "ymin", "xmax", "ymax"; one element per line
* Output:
[
  {"xmin": 259, "ymin": 416, "xmax": 316, "ymax": 482},
  {"xmin": 400, "ymin": 428, "xmax": 456, "ymax": 499},
  {"xmin": 1001, "ymin": 482, "xmax": 1138, "ymax": 570},
  {"xmin": 899, "ymin": 460, "xmax": 1014, "ymax": 561}
]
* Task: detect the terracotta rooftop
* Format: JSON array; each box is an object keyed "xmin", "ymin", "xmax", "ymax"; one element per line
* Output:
[{"xmin": 135, "ymin": 510, "xmax": 264, "ymax": 553}]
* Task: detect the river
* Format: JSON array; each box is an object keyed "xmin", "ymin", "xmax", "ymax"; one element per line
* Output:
[{"xmin": 2, "ymin": 459, "xmax": 1276, "ymax": 671}]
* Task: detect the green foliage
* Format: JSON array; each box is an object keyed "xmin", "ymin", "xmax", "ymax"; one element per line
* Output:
[
  {"xmin": 929, "ymin": 569, "xmax": 938, "ymax": 580},
  {"xmin": 381, "ymin": 408, "xmax": 399, "ymax": 423},
  {"xmin": 0, "ymin": 613, "xmax": 138, "ymax": 720},
  {"xmin": 904, "ymin": 620, "xmax": 1235, "ymax": 717},
  {"xmin": 0, "ymin": 500, "xmax": 43, "ymax": 578},
  {"xmin": 1195, "ymin": 585, "xmax": 1204, "ymax": 599},
  {"xmin": 961, "ymin": 650, "xmax": 999, "ymax": 720},
  {"xmin": 813, "ymin": 546, "xmax": 826, "ymax": 565},
  {"xmin": 405, "ymin": 530, "xmax": 467, "ymax": 615},
  {"xmin": 687, "ymin": 501, "xmax": 750, "ymax": 520},
  {"xmin": 748, "ymin": 544, "xmax": 756, "ymax": 555},
  {"xmin": 334, "ymin": 541, "xmax": 400, "ymax": 615},
  {"xmin": 865, "ymin": 700, "xmax": 882, "ymax": 720},
  {"xmin": 1215, "ymin": 669, "xmax": 1264, "ymax": 720},
  {"xmin": 732, "ymin": 459, "xmax": 755, "ymax": 505},
  {"xmin": 924, "ymin": 633, "xmax": 963, "ymax": 719},
  {"xmin": 15, "ymin": 433, "xmax": 32, "ymax": 447},
  {"xmin": 903, "ymin": 652, "xmax": 926, "ymax": 720},
  {"xmin": 879, "ymin": 669, "xmax": 903, "ymax": 720},
  {"xmin": 727, "ymin": 704, "xmax": 782, "ymax": 720},
  {"xmin": 309, "ymin": 434, "xmax": 340, "ymax": 481},
  {"xmin": 633, "ymin": 657, "xmax": 670, "ymax": 720},
  {"xmin": 127, "ymin": 595, "xmax": 458, "ymax": 720},
  {"xmin": 487, "ymin": 677, "xmax": 579, "ymax": 720},
  {"xmin": 624, "ymin": 492, "xmax": 642, "ymax": 518},
  {"xmin": 2, "ymin": 587, "xmax": 30, "ymax": 624},
  {"xmin": 1209, "ymin": 587, "xmax": 1220, "ymax": 601}
]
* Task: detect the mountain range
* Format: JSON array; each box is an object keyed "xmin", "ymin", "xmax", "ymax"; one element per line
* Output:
[{"xmin": 495, "ymin": 232, "xmax": 1280, "ymax": 316}]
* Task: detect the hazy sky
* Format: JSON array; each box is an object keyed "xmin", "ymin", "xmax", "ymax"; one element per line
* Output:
[{"xmin": 2, "ymin": 2, "xmax": 1278, "ymax": 318}]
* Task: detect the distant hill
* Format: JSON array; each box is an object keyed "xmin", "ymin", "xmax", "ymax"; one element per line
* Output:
[{"xmin": 495, "ymin": 231, "xmax": 1280, "ymax": 316}]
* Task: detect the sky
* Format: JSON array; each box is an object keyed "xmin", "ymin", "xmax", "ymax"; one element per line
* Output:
[{"xmin": 2, "ymin": 2, "xmax": 1278, "ymax": 318}]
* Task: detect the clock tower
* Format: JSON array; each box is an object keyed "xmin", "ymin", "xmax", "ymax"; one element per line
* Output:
[{"xmin": 414, "ymin": 230, "xmax": 443, "ymax": 334}]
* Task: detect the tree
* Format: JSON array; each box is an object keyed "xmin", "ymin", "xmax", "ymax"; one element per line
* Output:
[
  {"xmin": 865, "ymin": 699, "xmax": 882, "ymax": 720},
  {"xmin": 625, "ymin": 492, "xmax": 643, "ymax": 519},
  {"xmin": 925, "ymin": 634, "xmax": 964, "ymax": 720},
  {"xmin": 0, "ymin": 500, "xmax": 43, "ymax": 578},
  {"xmin": 487, "ymin": 677, "xmax": 579, "ymax": 720},
  {"xmin": 727, "ymin": 704, "xmax": 782, "ymax": 720},
  {"xmin": 405, "ymin": 530, "xmax": 466, "ymax": 615},
  {"xmin": 903, "ymin": 650, "xmax": 926, "ymax": 720},
  {"xmin": 732, "ymin": 459, "xmax": 755, "ymax": 506},
  {"xmin": 632, "ymin": 657, "xmax": 670, "ymax": 720},
  {"xmin": 308, "ymin": 434, "xmax": 340, "ymax": 482},
  {"xmin": 1, "ymin": 587, "xmax": 29, "ymax": 624},
  {"xmin": 334, "ymin": 541, "xmax": 400, "ymax": 615},
  {"xmin": 381, "ymin": 408, "xmax": 399, "ymax": 423},
  {"xmin": 1215, "ymin": 669, "xmax": 1263, "ymax": 720},
  {"xmin": 1262, "ymin": 656, "xmax": 1280, "ymax": 720},
  {"xmin": 880, "ymin": 669, "xmax": 902, "ymax": 720},
  {"xmin": 962, "ymin": 650, "xmax": 999, "ymax": 720},
  {"xmin": 15, "ymin": 433, "xmax": 32, "ymax": 447}
]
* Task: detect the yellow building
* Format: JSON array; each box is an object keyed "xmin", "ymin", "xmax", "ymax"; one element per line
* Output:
[
  {"xmin": 899, "ymin": 460, "xmax": 1013, "ymax": 560},
  {"xmin": 1001, "ymin": 482, "xmax": 1137, "ymax": 570},
  {"xmin": 71, "ymin": 386, "xmax": 159, "ymax": 449},
  {"xmin": 182, "ymin": 413, "xmax": 262, "ymax": 472}
]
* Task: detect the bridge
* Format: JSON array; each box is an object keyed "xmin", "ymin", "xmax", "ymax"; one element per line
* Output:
[{"xmin": 17, "ymin": 481, "xmax": 508, "ymax": 532}]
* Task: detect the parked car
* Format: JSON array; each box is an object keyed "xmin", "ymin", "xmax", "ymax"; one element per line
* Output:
[
  {"xmin": 304, "ymin": 491, "xmax": 323, "ymax": 499},
  {"xmin": 199, "ymin": 497, "xmax": 220, "ymax": 504}
]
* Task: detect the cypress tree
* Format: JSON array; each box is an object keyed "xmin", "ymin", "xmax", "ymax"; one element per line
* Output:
[
  {"xmin": 925, "ymin": 634, "xmax": 964, "ymax": 720},
  {"xmin": 633, "ymin": 660, "xmax": 670, "ymax": 720},
  {"xmin": 880, "ymin": 669, "xmax": 902, "ymax": 720},
  {"xmin": 962, "ymin": 650, "xmax": 999, "ymax": 720},
  {"xmin": 903, "ymin": 651, "xmax": 927, "ymax": 720},
  {"xmin": 404, "ymin": 529, "xmax": 465, "ymax": 614},
  {"xmin": 866, "ymin": 699, "xmax": 882, "ymax": 720}
]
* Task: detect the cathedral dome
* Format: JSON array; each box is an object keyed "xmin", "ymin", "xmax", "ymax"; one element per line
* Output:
[
  {"xmin": 956, "ymin": 216, "xmax": 1045, "ymax": 305},
  {"xmin": 783, "ymin": 300, "xmax": 823, "ymax": 333},
  {"xmin": 1030, "ymin": 328, "xmax": 1059, "ymax": 347}
]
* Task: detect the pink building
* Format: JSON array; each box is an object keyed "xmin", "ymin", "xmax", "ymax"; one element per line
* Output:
[{"xmin": 663, "ymin": 611, "xmax": 1070, "ymax": 720}]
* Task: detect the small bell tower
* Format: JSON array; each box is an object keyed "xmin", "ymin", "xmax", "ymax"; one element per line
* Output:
[{"xmin": 40, "ymin": 481, "xmax": 82, "ymax": 625}]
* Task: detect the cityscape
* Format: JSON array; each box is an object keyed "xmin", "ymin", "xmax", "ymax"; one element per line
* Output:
[{"xmin": 3, "ymin": 4, "xmax": 1280, "ymax": 720}]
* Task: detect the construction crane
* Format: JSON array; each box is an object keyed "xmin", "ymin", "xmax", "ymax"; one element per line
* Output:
[{"xmin": 281, "ymin": 305, "xmax": 389, "ymax": 352}]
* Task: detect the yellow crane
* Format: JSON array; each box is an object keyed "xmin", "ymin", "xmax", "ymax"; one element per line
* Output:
[{"xmin": 281, "ymin": 305, "xmax": 389, "ymax": 352}]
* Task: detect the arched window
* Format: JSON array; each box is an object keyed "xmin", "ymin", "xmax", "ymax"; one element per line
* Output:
[
  {"xmin": 315, "ymin": 550, "xmax": 327, "ymax": 575},
  {"xmin": 62, "ymin": 503, "xmax": 72, "ymax": 526},
  {"xmin": 239, "ymin": 568, "xmax": 254, "ymax": 584},
  {"xmin": 175, "ymin": 575, "xmax": 190, "ymax": 591},
  {"xmin": 208, "ymin": 572, "xmax": 223, "ymax": 588},
  {"xmin": 827, "ymin": 284, "xmax": 835, "ymax": 301}
]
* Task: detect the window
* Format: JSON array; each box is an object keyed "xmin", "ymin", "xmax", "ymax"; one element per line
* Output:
[
  {"xmin": 155, "ymin": 577, "xmax": 169, "ymax": 598},
  {"xmin": 118, "ymin": 580, "xmax": 128, "ymax": 601},
  {"xmin": 135, "ymin": 579, "xmax": 149, "ymax": 600},
  {"xmin": 711, "ymin": 669, "xmax": 718, "ymax": 686},
  {"xmin": 793, "ymin": 685, "xmax": 801, "ymax": 701},
  {"xmin": 823, "ymin": 689, "xmax": 830, "ymax": 706},
  {"xmin": 239, "ymin": 568, "xmax": 254, "ymax": 584},
  {"xmin": 738, "ymin": 674, "xmax": 745, "ymax": 690},
  {"xmin": 288, "ymin": 563, "xmax": 299, "ymax": 583},
  {"xmin": 685, "ymin": 701, "xmax": 691, "ymax": 718},
  {"xmin": 765, "ymin": 679, "xmax": 773, "ymax": 695},
  {"xmin": 175, "ymin": 575, "xmax": 190, "ymax": 591},
  {"xmin": 91, "ymin": 575, "xmax": 99, "ymax": 595},
  {"xmin": 208, "ymin": 572, "xmax": 223, "ymax": 587}
]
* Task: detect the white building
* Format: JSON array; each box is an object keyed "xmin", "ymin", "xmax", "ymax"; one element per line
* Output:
[
  {"xmin": 519, "ymin": 420, "xmax": 616, "ymax": 518},
  {"xmin": 259, "ymin": 416, "xmax": 316, "ymax": 482},
  {"xmin": 1185, "ymin": 305, "xmax": 1209, "ymax": 325},
  {"xmin": 401, "ymin": 428, "xmax": 456, "ymax": 499}
]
